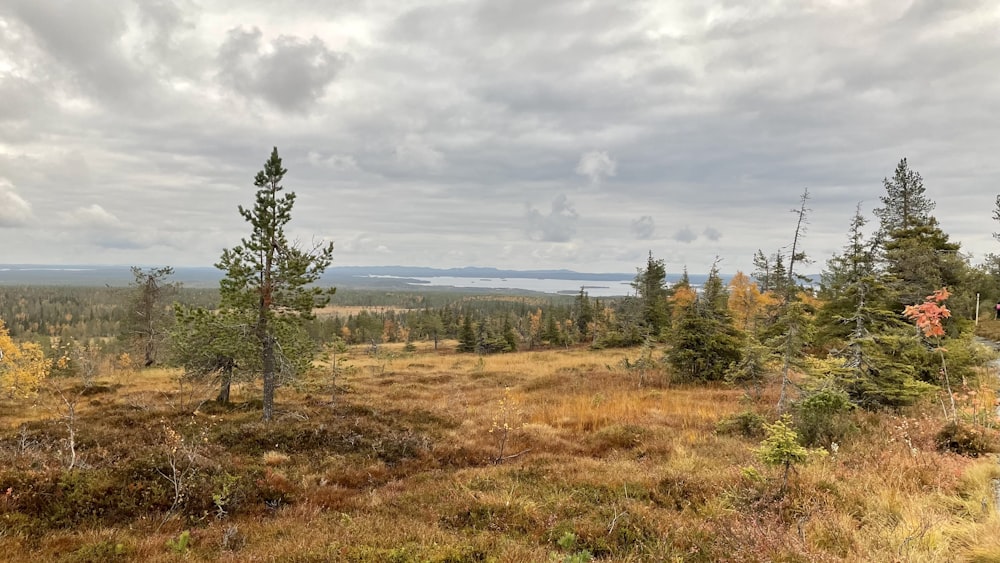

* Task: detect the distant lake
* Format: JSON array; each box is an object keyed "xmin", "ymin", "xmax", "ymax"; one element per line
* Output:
[{"xmin": 369, "ymin": 275, "xmax": 634, "ymax": 297}]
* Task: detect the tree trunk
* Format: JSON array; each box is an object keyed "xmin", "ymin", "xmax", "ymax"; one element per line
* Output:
[
  {"xmin": 144, "ymin": 336, "xmax": 155, "ymax": 367},
  {"xmin": 262, "ymin": 333, "xmax": 276, "ymax": 421},
  {"xmin": 216, "ymin": 362, "xmax": 233, "ymax": 404}
]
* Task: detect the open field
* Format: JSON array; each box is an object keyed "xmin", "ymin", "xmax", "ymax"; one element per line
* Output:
[
  {"xmin": 2, "ymin": 342, "xmax": 1000, "ymax": 562},
  {"xmin": 313, "ymin": 305, "xmax": 416, "ymax": 318}
]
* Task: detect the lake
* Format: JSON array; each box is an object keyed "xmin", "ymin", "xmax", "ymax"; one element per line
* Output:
[{"xmin": 370, "ymin": 275, "xmax": 635, "ymax": 297}]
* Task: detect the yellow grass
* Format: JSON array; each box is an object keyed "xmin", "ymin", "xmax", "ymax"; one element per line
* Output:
[
  {"xmin": 313, "ymin": 305, "xmax": 413, "ymax": 318},
  {"xmin": 1, "ymin": 342, "xmax": 999, "ymax": 561}
]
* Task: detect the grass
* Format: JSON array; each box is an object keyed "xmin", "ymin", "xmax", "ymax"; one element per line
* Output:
[{"xmin": 1, "ymin": 341, "xmax": 999, "ymax": 561}]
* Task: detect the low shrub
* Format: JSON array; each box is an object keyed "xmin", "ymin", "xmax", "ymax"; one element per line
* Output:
[
  {"xmin": 793, "ymin": 386, "xmax": 855, "ymax": 448},
  {"xmin": 936, "ymin": 421, "xmax": 998, "ymax": 457},
  {"xmin": 716, "ymin": 410, "xmax": 767, "ymax": 439}
]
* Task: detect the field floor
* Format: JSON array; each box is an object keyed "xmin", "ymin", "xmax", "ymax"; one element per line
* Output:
[{"xmin": 2, "ymin": 342, "xmax": 1000, "ymax": 562}]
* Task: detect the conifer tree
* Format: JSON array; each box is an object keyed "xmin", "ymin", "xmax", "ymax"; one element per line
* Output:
[
  {"xmin": 457, "ymin": 315, "xmax": 477, "ymax": 353},
  {"xmin": 873, "ymin": 159, "xmax": 970, "ymax": 312},
  {"xmin": 216, "ymin": 147, "xmax": 335, "ymax": 421},
  {"xmin": 631, "ymin": 252, "xmax": 670, "ymax": 338},
  {"xmin": 122, "ymin": 266, "xmax": 178, "ymax": 367},
  {"xmin": 774, "ymin": 189, "xmax": 814, "ymax": 412},
  {"xmin": 874, "ymin": 158, "xmax": 935, "ymax": 235},
  {"xmin": 814, "ymin": 205, "xmax": 932, "ymax": 408},
  {"xmin": 573, "ymin": 287, "xmax": 594, "ymax": 339},
  {"xmin": 666, "ymin": 262, "xmax": 743, "ymax": 381},
  {"xmin": 171, "ymin": 306, "xmax": 253, "ymax": 404}
]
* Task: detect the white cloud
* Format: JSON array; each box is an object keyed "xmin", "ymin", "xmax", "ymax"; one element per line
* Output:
[
  {"xmin": 62, "ymin": 204, "xmax": 121, "ymax": 228},
  {"xmin": 0, "ymin": 179, "xmax": 33, "ymax": 227},
  {"xmin": 575, "ymin": 150, "xmax": 617, "ymax": 185}
]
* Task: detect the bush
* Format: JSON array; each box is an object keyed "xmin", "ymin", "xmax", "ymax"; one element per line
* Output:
[
  {"xmin": 936, "ymin": 421, "xmax": 997, "ymax": 457},
  {"xmin": 793, "ymin": 386, "xmax": 855, "ymax": 448},
  {"xmin": 716, "ymin": 410, "xmax": 767, "ymax": 439}
]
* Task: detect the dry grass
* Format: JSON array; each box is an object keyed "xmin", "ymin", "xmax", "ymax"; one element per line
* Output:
[
  {"xmin": 313, "ymin": 305, "xmax": 414, "ymax": 318},
  {"xmin": 1, "ymin": 342, "xmax": 999, "ymax": 562}
]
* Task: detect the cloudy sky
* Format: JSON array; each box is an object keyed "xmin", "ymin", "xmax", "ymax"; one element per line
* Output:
[{"xmin": 2, "ymin": 0, "xmax": 999, "ymax": 274}]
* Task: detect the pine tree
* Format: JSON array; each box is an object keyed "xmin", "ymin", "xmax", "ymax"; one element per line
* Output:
[
  {"xmin": 122, "ymin": 266, "xmax": 178, "ymax": 367},
  {"xmin": 171, "ymin": 306, "xmax": 252, "ymax": 404},
  {"xmin": 216, "ymin": 147, "xmax": 335, "ymax": 421}
]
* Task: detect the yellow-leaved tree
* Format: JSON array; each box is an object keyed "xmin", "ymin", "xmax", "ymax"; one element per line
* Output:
[{"xmin": 0, "ymin": 319, "xmax": 51, "ymax": 398}]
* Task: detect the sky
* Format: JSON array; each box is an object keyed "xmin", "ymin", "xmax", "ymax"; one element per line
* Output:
[{"xmin": 1, "ymin": 0, "xmax": 999, "ymax": 275}]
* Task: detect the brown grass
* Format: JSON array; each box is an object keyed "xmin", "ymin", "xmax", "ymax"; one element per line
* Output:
[
  {"xmin": 313, "ymin": 305, "xmax": 414, "ymax": 318},
  {"xmin": 1, "ymin": 343, "xmax": 999, "ymax": 561}
]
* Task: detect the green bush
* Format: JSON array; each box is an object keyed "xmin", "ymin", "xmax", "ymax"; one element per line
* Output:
[
  {"xmin": 716, "ymin": 410, "xmax": 767, "ymax": 439},
  {"xmin": 793, "ymin": 386, "xmax": 855, "ymax": 448}
]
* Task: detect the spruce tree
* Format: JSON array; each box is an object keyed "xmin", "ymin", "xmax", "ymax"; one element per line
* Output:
[
  {"xmin": 873, "ymin": 159, "xmax": 970, "ymax": 312},
  {"xmin": 666, "ymin": 262, "xmax": 743, "ymax": 381},
  {"xmin": 774, "ymin": 189, "xmax": 814, "ymax": 412},
  {"xmin": 457, "ymin": 315, "xmax": 477, "ymax": 353},
  {"xmin": 874, "ymin": 158, "xmax": 935, "ymax": 235},
  {"xmin": 816, "ymin": 205, "xmax": 932, "ymax": 408},
  {"xmin": 574, "ymin": 287, "xmax": 594, "ymax": 338},
  {"xmin": 631, "ymin": 252, "xmax": 669, "ymax": 338}
]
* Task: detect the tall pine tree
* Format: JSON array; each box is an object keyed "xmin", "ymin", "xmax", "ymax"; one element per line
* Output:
[{"xmin": 216, "ymin": 147, "xmax": 335, "ymax": 421}]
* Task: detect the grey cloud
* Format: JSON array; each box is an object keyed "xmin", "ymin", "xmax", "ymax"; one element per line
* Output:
[
  {"xmin": 9, "ymin": 0, "xmax": 143, "ymax": 100},
  {"xmin": 631, "ymin": 216, "xmax": 655, "ymax": 240},
  {"xmin": 3, "ymin": 1, "xmax": 1000, "ymax": 273},
  {"xmin": 218, "ymin": 27, "xmax": 347, "ymax": 113},
  {"xmin": 673, "ymin": 226, "xmax": 697, "ymax": 244},
  {"xmin": 136, "ymin": 0, "xmax": 191, "ymax": 54},
  {"xmin": 307, "ymin": 151, "xmax": 361, "ymax": 172},
  {"xmin": 526, "ymin": 194, "xmax": 578, "ymax": 242},
  {"xmin": 394, "ymin": 136, "xmax": 445, "ymax": 170},
  {"xmin": 0, "ymin": 180, "xmax": 34, "ymax": 227}
]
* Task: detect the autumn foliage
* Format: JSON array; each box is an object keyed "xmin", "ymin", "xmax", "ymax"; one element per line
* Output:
[
  {"xmin": 902, "ymin": 287, "xmax": 951, "ymax": 339},
  {"xmin": 0, "ymin": 319, "xmax": 51, "ymax": 398}
]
